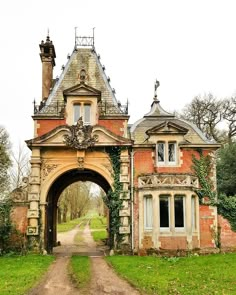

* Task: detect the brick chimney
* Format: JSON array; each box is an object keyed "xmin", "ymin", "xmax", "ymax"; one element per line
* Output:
[{"xmin": 39, "ymin": 35, "xmax": 56, "ymax": 101}]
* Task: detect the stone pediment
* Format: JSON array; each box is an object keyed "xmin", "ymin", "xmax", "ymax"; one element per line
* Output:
[
  {"xmin": 146, "ymin": 121, "xmax": 188, "ymax": 135},
  {"xmin": 26, "ymin": 123, "xmax": 132, "ymax": 148},
  {"xmin": 63, "ymin": 82, "xmax": 101, "ymax": 101}
]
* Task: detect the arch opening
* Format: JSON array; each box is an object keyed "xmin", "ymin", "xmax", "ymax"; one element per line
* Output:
[{"xmin": 45, "ymin": 168, "xmax": 111, "ymax": 253}]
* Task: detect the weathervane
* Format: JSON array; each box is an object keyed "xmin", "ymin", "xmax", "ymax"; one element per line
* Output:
[{"xmin": 154, "ymin": 79, "xmax": 160, "ymax": 100}]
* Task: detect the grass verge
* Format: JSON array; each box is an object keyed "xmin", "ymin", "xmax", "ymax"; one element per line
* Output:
[
  {"xmin": 0, "ymin": 254, "xmax": 54, "ymax": 295},
  {"xmin": 89, "ymin": 216, "xmax": 107, "ymax": 243},
  {"xmin": 57, "ymin": 217, "xmax": 86, "ymax": 232},
  {"xmin": 70, "ymin": 256, "xmax": 91, "ymax": 290},
  {"xmin": 106, "ymin": 253, "xmax": 236, "ymax": 295}
]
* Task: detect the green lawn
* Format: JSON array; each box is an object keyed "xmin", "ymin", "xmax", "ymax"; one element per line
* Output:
[
  {"xmin": 89, "ymin": 216, "xmax": 107, "ymax": 229},
  {"xmin": 89, "ymin": 216, "xmax": 107, "ymax": 243},
  {"xmin": 57, "ymin": 217, "xmax": 86, "ymax": 232},
  {"xmin": 106, "ymin": 253, "xmax": 236, "ymax": 295},
  {"xmin": 70, "ymin": 256, "xmax": 91, "ymax": 290},
  {"xmin": 0, "ymin": 254, "xmax": 55, "ymax": 295}
]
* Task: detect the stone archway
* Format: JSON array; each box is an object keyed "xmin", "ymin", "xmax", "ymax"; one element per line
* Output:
[{"xmin": 45, "ymin": 168, "xmax": 111, "ymax": 253}]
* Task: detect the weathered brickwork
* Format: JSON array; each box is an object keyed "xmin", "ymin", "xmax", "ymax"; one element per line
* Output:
[
  {"xmin": 218, "ymin": 215, "xmax": 236, "ymax": 249},
  {"xmin": 36, "ymin": 119, "xmax": 66, "ymax": 137},
  {"xmin": 98, "ymin": 119, "xmax": 126, "ymax": 137}
]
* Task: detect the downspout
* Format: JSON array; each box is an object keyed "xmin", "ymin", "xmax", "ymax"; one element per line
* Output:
[{"xmin": 131, "ymin": 149, "xmax": 134, "ymax": 251}]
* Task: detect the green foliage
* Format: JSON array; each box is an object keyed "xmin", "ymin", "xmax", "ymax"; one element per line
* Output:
[
  {"xmin": 0, "ymin": 127, "xmax": 11, "ymax": 195},
  {"xmin": 192, "ymin": 152, "xmax": 216, "ymax": 204},
  {"xmin": 218, "ymin": 194, "xmax": 236, "ymax": 231},
  {"xmin": 103, "ymin": 147, "xmax": 123, "ymax": 248},
  {"xmin": 70, "ymin": 256, "xmax": 90, "ymax": 290},
  {"xmin": 106, "ymin": 253, "xmax": 236, "ymax": 294},
  {"xmin": 217, "ymin": 143, "xmax": 236, "ymax": 196},
  {"xmin": 192, "ymin": 151, "xmax": 236, "ymax": 233},
  {"xmin": 0, "ymin": 198, "xmax": 12, "ymax": 253},
  {"xmin": 0, "ymin": 254, "xmax": 54, "ymax": 295}
]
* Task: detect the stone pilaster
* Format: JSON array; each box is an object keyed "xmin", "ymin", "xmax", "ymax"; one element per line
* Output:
[
  {"xmin": 27, "ymin": 148, "xmax": 41, "ymax": 249},
  {"xmin": 119, "ymin": 149, "xmax": 131, "ymax": 245}
]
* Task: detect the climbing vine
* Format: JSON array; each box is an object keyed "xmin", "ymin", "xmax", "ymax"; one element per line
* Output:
[
  {"xmin": 192, "ymin": 151, "xmax": 217, "ymax": 205},
  {"xmin": 192, "ymin": 151, "xmax": 236, "ymax": 232},
  {"xmin": 103, "ymin": 147, "xmax": 123, "ymax": 248}
]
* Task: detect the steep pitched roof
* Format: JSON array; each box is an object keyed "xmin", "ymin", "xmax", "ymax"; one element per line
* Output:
[{"xmin": 46, "ymin": 47, "xmax": 119, "ymax": 108}]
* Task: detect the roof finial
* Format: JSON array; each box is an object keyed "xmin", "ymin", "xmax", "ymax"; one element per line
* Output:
[
  {"xmin": 154, "ymin": 79, "xmax": 160, "ymax": 101},
  {"xmin": 46, "ymin": 28, "xmax": 50, "ymax": 42}
]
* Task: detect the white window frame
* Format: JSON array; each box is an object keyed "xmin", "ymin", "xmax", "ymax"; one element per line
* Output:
[
  {"xmin": 144, "ymin": 195, "xmax": 153, "ymax": 230},
  {"xmin": 156, "ymin": 141, "xmax": 177, "ymax": 166},
  {"xmin": 191, "ymin": 195, "xmax": 196, "ymax": 231},
  {"xmin": 73, "ymin": 103, "xmax": 91, "ymax": 125},
  {"xmin": 174, "ymin": 195, "xmax": 185, "ymax": 232},
  {"xmin": 159, "ymin": 195, "xmax": 170, "ymax": 232}
]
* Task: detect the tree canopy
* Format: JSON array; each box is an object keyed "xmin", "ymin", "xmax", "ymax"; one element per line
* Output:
[
  {"xmin": 217, "ymin": 143, "xmax": 236, "ymax": 196},
  {"xmin": 181, "ymin": 93, "xmax": 236, "ymax": 143},
  {"xmin": 0, "ymin": 127, "xmax": 11, "ymax": 198}
]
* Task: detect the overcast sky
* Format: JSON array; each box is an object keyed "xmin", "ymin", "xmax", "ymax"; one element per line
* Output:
[{"xmin": 1, "ymin": 0, "xmax": 236, "ymax": 151}]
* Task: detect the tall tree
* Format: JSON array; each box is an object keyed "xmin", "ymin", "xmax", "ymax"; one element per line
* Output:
[
  {"xmin": 10, "ymin": 143, "xmax": 30, "ymax": 190},
  {"xmin": 217, "ymin": 143, "xmax": 236, "ymax": 196},
  {"xmin": 0, "ymin": 127, "xmax": 11, "ymax": 198},
  {"xmin": 222, "ymin": 97, "xmax": 236, "ymax": 143},
  {"xmin": 182, "ymin": 93, "xmax": 222, "ymax": 142}
]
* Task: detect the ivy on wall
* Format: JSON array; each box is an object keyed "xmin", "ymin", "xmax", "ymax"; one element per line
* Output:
[
  {"xmin": 192, "ymin": 151, "xmax": 236, "ymax": 233},
  {"xmin": 103, "ymin": 147, "xmax": 123, "ymax": 248}
]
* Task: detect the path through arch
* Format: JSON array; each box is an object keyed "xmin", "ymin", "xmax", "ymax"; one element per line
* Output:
[{"xmin": 28, "ymin": 222, "xmax": 141, "ymax": 295}]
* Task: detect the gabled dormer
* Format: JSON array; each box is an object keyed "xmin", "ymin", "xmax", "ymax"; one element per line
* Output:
[{"xmin": 63, "ymin": 78, "xmax": 101, "ymax": 126}]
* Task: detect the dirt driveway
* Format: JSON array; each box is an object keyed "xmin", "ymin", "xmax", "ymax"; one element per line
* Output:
[{"xmin": 28, "ymin": 223, "xmax": 141, "ymax": 295}]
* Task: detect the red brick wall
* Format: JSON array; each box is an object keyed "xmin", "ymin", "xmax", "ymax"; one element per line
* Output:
[
  {"xmin": 218, "ymin": 215, "xmax": 236, "ymax": 248},
  {"xmin": 36, "ymin": 119, "xmax": 66, "ymax": 137},
  {"xmin": 11, "ymin": 206, "xmax": 28, "ymax": 234},
  {"xmin": 199, "ymin": 205, "xmax": 215, "ymax": 248},
  {"xmin": 156, "ymin": 149, "xmax": 210, "ymax": 174},
  {"xmin": 134, "ymin": 150, "xmax": 155, "ymax": 183},
  {"xmin": 98, "ymin": 119, "xmax": 125, "ymax": 137}
]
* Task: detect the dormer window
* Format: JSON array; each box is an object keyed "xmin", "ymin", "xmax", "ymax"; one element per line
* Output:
[
  {"xmin": 73, "ymin": 103, "xmax": 91, "ymax": 125},
  {"xmin": 157, "ymin": 141, "xmax": 177, "ymax": 165}
]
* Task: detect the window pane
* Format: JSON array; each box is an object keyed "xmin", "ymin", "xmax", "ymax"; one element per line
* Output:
[
  {"xmin": 168, "ymin": 143, "xmax": 176, "ymax": 162},
  {"xmin": 191, "ymin": 196, "xmax": 196, "ymax": 230},
  {"xmin": 158, "ymin": 143, "xmax": 165, "ymax": 162},
  {"xmin": 74, "ymin": 104, "xmax": 80, "ymax": 123},
  {"xmin": 160, "ymin": 196, "xmax": 169, "ymax": 227},
  {"xmin": 84, "ymin": 104, "xmax": 91, "ymax": 124},
  {"xmin": 144, "ymin": 196, "xmax": 153, "ymax": 229},
  {"xmin": 175, "ymin": 196, "xmax": 184, "ymax": 227}
]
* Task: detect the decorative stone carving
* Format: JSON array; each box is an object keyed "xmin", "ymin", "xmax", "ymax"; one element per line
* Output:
[
  {"xmin": 119, "ymin": 226, "xmax": 130, "ymax": 234},
  {"xmin": 11, "ymin": 187, "xmax": 28, "ymax": 203},
  {"xmin": 29, "ymin": 176, "xmax": 40, "ymax": 184},
  {"xmin": 27, "ymin": 226, "xmax": 39, "ymax": 235},
  {"xmin": 28, "ymin": 193, "xmax": 39, "ymax": 201},
  {"xmin": 120, "ymin": 191, "xmax": 130, "ymax": 199},
  {"xmin": 138, "ymin": 174, "xmax": 199, "ymax": 189},
  {"xmin": 41, "ymin": 163, "xmax": 58, "ymax": 181},
  {"xmin": 119, "ymin": 209, "xmax": 130, "ymax": 217},
  {"xmin": 120, "ymin": 175, "xmax": 129, "ymax": 183},
  {"xmin": 64, "ymin": 117, "xmax": 98, "ymax": 150},
  {"xmin": 27, "ymin": 209, "xmax": 39, "ymax": 218},
  {"xmin": 78, "ymin": 157, "xmax": 84, "ymax": 169}
]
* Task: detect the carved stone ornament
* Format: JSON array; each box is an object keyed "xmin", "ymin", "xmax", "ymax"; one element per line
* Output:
[
  {"xmin": 78, "ymin": 157, "xmax": 84, "ymax": 169},
  {"xmin": 41, "ymin": 163, "xmax": 58, "ymax": 181},
  {"xmin": 64, "ymin": 117, "xmax": 98, "ymax": 150}
]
